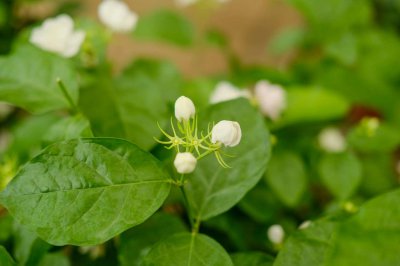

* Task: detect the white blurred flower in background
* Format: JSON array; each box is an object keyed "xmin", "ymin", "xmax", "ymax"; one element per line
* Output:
[
  {"xmin": 98, "ymin": 0, "xmax": 138, "ymax": 32},
  {"xmin": 176, "ymin": 0, "xmax": 230, "ymax": 7},
  {"xmin": 318, "ymin": 127, "xmax": 346, "ymax": 153},
  {"xmin": 267, "ymin": 224, "xmax": 285, "ymax": 245},
  {"xmin": 175, "ymin": 0, "xmax": 198, "ymax": 7},
  {"xmin": 254, "ymin": 80, "xmax": 286, "ymax": 121},
  {"xmin": 298, "ymin": 220, "xmax": 312, "ymax": 230},
  {"xmin": 210, "ymin": 81, "xmax": 251, "ymax": 104},
  {"xmin": 30, "ymin": 14, "xmax": 85, "ymax": 58}
]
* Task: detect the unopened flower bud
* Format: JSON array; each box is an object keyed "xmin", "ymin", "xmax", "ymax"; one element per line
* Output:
[
  {"xmin": 254, "ymin": 80, "xmax": 286, "ymax": 120},
  {"xmin": 267, "ymin": 224, "xmax": 285, "ymax": 245},
  {"xmin": 318, "ymin": 127, "xmax": 346, "ymax": 153},
  {"xmin": 175, "ymin": 96, "xmax": 195, "ymax": 122},
  {"xmin": 211, "ymin": 120, "xmax": 242, "ymax": 147},
  {"xmin": 30, "ymin": 14, "xmax": 85, "ymax": 58},
  {"xmin": 98, "ymin": 0, "xmax": 138, "ymax": 32},
  {"xmin": 174, "ymin": 152, "xmax": 197, "ymax": 174},
  {"xmin": 210, "ymin": 81, "xmax": 251, "ymax": 104}
]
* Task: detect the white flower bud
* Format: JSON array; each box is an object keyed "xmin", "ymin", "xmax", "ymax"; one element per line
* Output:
[
  {"xmin": 318, "ymin": 127, "xmax": 346, "ymax": 153},
  {"xmin": 30, "ymin": 14, "xmax": 85, "ymax": 58},
  {"xmin": 267, "ymin": 224, "xmax": 285, "ymax": 244},
  {"xmin": 210, "ymin": 81, "xmax": 251, "ymax": 104},
  {"xmin": 174, "ymin": 152, "xmax": 197, "ymax": 174},
  {"xmin": 211, "ymin": 120, "xmax": 242, "ymax": 147},
  {"xmin": 254, "ymin": 80, "xmax": 286, "ymax": 120},
  {"xmin": 98, "ymin": 0, "xmax": 138, "ymax": 32},
  {"xmin": 175, "ymin": 96, "xmax": 196, "ymax": 122}
]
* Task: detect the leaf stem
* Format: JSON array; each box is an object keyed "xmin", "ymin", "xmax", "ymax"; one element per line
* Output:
[
  {"xmin": 179, "ymin": 174, "xmax": 196, "ymax": 230},
  {"xmin": 56, "ymin": 78, "xmax": 79, "ymax": 114}
]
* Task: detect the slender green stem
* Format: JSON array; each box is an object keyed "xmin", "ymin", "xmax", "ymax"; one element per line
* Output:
[
  {"xmin": 192, "ymin": 217, "xmax": 201, "ymax": 234},
  {"xmin": 56, "ymin": 78, "xmax": 79, "ymax": 114},
  {"xmin": 180, "ymin": 184, "xmax": 195, "ymax": 229}
]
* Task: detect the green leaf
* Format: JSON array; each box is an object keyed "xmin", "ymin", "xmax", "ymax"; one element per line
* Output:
[
  {"xmin": 268, "ymin": 27, "xmax": 305, "ymax": 55},
  {"xmin": 0, "ymin": 45, "xmax": 78, "ymax": 114},
  {"xmin": 326, "ymin": 189, "xmax": 400, "ymax": 266},
  {"xmin": 318, "ymin": 152, "xmax": 362, "ymax": 200},
  {"xmin": 142, "ymin": 233, "xmax": 233, "ymax": 266},
  {"xmin": 43, "ymin": 115, "xmax": 93, "ymax": 144},
  {"xmin": 0, "ymin": 246, "xmax": 15, "ymax": 266},
  {"xmin": 119, "ymin": 212, "xmax": 187, "ymax": 266},
  {"xmin": 264, "ymin": 150, "xmax": 307, "ymax": 207},
  {"xmin": 79, "ymin": 61, "xmax": 173, "ymax": 151},
  {"xmin": 133, "ymin": 10, "xmax": 194, "ymax": 47},
  {"xmin": 276, "ymin": 87, "xmax": 349, "ymax": 127},
  {"xmin": 274, "ymin": 219, "xmax": 338, "ymax": 266},
  {"xmin": 231, "ymin": 252, "xmax": 274, "ymax": 266},
  {"xmin": 238, "ymin": 182, "xmax": 282, "ymax": 223},
  {"xmin": 359, "ymin": 154, "xmax": 396, "ymax": 196},
  {"xmin": 186, "ymin": 99, "xmax": 270, "ymax": 221},
  {"xmin": 0, "ymin": 138, "xmax": 171, "ymax": 245},
  {"xmin": 121, "ymin": 59, "xmax": 182, "ymax": 102}
]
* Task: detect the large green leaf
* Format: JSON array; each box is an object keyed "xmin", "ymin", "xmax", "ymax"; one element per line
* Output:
[
  {"xmin": 327, "ymin": 189, "xmax": 400, "ymax": 266},
  {"xmin": 186, "ymin": 99, "xmax": 270, "ymax": 221},
  {"xmin": 274, "ymin": 219, "xmax": 338, "ymax": 266},
  {"xmin": 231, "ymin": 252, "xmax": 274, "ymax": 266},
  {"xmin": 0, "ymin": 45, "xmax": 78, "ymax": 114},
  {"xmin": 0, "ymin": 138, "xmax": 171, "ymax": 245},
  {"xmin": 0, "ymin": 246, "xmax": 15, "ymax": 266},
  {"xmin": 318, "ymin": 152, "xmax": 362, "ymax": 200},
  {"xmin": 264, "ymin": 150, "xmax": 307, "ymax": 207},
  {"xmin": 133, "ymin": 9, "xmax": 194, "ymax": 47},
  {"xmin": 119, "ymin": 212, "xmax": 187, "ymax": 266},
  {"xmin": 79, "ymin": 61, "xmax": 173, "ymax": 151},
  {"xmin": 142, "ymin": 233, "xmax": 233, "ymax": 266},
  {"xmin": 276, "ymin": 87, "xmax": 349, "ymax": 127}
]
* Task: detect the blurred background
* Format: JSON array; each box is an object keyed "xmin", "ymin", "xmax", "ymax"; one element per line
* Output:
[
  {"xmin": 2, "ymin": 0, "xmax": 302, "ymax": 76},
  {"xmin": 1, "ymin": 0, "xmax": 400, "ymax": 265}
]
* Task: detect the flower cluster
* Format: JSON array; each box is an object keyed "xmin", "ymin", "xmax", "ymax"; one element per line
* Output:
[{"xmin": 157, "ymin": 96, "xmax": 242, "ymax": 174}]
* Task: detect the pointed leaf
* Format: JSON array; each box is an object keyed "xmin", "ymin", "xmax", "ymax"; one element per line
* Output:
[
  {"xmin": 0, "ymin": 138, "xmax": 171, "ymax": 245},
  {"xmin": 318, "ymin": 152, "xmax": 362, "ymax": 200},
  {"xmin": 264, "ymin": 151, "xmax": 307, "ymax": 207},
  {"xmin": 0, "ymin": 45, "xmax": 78, "ymax": 114},
  {"xmin": 142, "ymin": 233, "xmax": 233, "ymax": 266}
]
